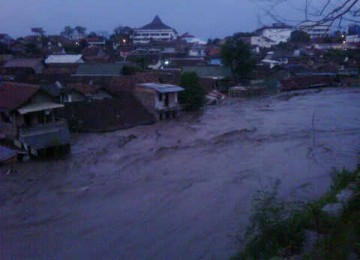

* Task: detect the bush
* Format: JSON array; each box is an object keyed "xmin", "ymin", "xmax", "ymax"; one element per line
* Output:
[{"xmin": 179, "ymin": 72, "xmax": 206, "ymax": 111}]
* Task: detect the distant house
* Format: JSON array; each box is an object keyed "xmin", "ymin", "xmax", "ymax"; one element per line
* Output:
[
  {"xmin": 0, "ymin": 34, "xmax": 14, "ymax": 46},
  {"xmin": 133, "ymin": 15, "xmax": 178, "ymax": 44},
  {"xmin": 189, "ymin": 45, "xmax": 206, "ymax": 57},
  {"xmin": 47, "ymin": 35, "xmax": 73, "ymax": 46},
  {"xmin": 239, "ymin": 36, "xmax": 276, "ymax": 50},
  {"xmin": 75, "ymin": 63, "xmax": 125, "ymax": 77},
  {"xmin": 280, "ymin": 75, "xmax": 335, "ymax": 91},
  {"xmin": 82, "ymin": 47, "xmax": 111, "ymax": 63},
  {"xmin": 256, "ymin": 23, "xmax": 293, "ymax": 45},
  {"xmin": 45, "ymin": 54, "xmax": 84, "ymax": 66},
  {"xmin": 182, "ymin": 66, "xmax": 232, "ymax": 92},
  {"xmin": 135, "ymin": 83, "xmax": 184, "ymax": 120},
  {"xmin": 42, "ymin": 82, "xmax": 113, "ymax": 103},
  {"xmin": 2, "ymin": 58, "xmax": 44, "ymax": 75},
  {"xmin": 0, "ymin": 54, "xmax": 13, "ymax": 66},
  {"xmin": 180, "ymin": 32, "xmax": 195, "ymax": 43},
  {"xmin": 0, "ymin": 82, "xmax": 70, "ymax": 156},
  {"xmin": 87, "ymin": 36, "xmax": 106, "ymax": 47},
  {"xmin": 182, "ymin": 66, "xmax": 232, "ymax": 79},
  {"xmin": 41, "ymin": 82, "xmax": 85, "ymax": 103},
  {"xmin": 1, "ymin": 58, "xmax": 44, "ymax": 81},
  {"xmin": 168, "ymin": 57, "xmax": 207, "ymax": 68},
  {"xmin": 67, "ymin": 83, "xmax": 114, "ymax": 101},
  {"xmin": 261, "ymin": 51, "xmax": 291, "ymax": 69}
]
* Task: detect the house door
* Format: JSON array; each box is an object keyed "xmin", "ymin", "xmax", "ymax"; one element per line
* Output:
[
  {"xmin": 24, "ymin": 114, "xmax": 32, "ymax": 126},
  {"xmin": 164, "ymin": 94, "xmax": 169, "ymax": 107}
]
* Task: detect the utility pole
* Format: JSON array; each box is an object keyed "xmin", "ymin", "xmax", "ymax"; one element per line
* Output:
[{"xmin": 305, "ymin": 0, "xmax": 309, "ymax": 21}]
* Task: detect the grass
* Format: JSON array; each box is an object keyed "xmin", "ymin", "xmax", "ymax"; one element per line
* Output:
[{"xmin": 233, "ymin": 166, "xmax": 360, "ymax": 259}]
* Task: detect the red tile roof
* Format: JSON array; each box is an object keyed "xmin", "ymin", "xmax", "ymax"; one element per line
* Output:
[{"xmin": 0, "ymin": 82, "xmax": 40, "ymax": 111}]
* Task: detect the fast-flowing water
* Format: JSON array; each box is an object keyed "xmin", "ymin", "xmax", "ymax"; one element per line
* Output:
[{"xmin": 1, "ymin": 87, "xmax": 359, "ymax": 259}]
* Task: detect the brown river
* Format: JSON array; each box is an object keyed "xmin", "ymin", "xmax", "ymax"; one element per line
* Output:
[{"xmin": 1, "ymin": 87, "xmax": 360, "ymax": 259}]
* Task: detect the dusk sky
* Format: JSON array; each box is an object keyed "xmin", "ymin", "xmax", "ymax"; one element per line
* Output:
[{"xmin": 0, "ymin": 0, "xmax": 324, "ymax": 39}]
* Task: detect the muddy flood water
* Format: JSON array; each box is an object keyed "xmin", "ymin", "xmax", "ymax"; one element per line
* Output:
[{"xmin": 1, "ymin": 87, "xmax": 360, "ymax": 259}]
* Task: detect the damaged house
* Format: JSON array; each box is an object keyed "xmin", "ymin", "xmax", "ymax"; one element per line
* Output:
[
  {"xmin": 135, "ymin": 83, "xmax": 184, "ymax": 120},
  {"xmin": 0, "ymin": 82, "xmax": 71, "ymax": 156}
]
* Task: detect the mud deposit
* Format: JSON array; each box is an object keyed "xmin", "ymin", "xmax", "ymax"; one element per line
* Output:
[{"xmin": 1, "ymin": 88, "xmax": 359, "ymax": 259}]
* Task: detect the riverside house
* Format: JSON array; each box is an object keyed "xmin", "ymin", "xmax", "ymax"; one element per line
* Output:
[{"xmin": 0, "ymin": 82, "xmax": 71, "ymax": 156}]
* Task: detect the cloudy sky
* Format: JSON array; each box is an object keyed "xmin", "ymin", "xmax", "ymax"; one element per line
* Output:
[{"xmin": 0, "ymin": 0, "xmax": 323, "ymax": 39}]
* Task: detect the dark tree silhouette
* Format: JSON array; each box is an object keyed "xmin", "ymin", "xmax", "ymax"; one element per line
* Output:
[{"xmin": 255, "ymin": 0, "xmax": 359, "ymax": 27}]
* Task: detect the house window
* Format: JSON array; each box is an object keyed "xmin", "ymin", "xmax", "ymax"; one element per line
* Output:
[
  {"xmin": 158, "ymin": 93, "xmax": 163, "ymax": 101},
  {"xmin": 0, "ymin": 113, "xmax": 11, "ymax": 123}
]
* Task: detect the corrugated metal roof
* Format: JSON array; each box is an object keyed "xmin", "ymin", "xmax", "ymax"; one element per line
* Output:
[
  {"xmin": 137, "ymin": 83, "xmax": 184, "ymax": 93},
  {"xmin": 45, "ymin": 55, "xmax": 84, "ymax": 64},
  {"xmin": 18, "ymin": 102, "xmax": 64, "ymax": 114}
]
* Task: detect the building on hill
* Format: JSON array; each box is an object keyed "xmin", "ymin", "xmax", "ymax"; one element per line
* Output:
[
  {"xmin": 255, "ymin": 23, "xmax": 293, "ymax": 45},
  {"xmin": 133, "ymin": 15, "xmax": 178, "ymax": 44},
  {"xmin": 298, "ymin": 21, "xmax": 331, "ymax": 39}
]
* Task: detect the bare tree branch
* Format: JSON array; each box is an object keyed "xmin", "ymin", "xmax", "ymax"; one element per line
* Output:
[{"xmin": 254, "ymin": 0, "xmax": 360, "ymax": 27}]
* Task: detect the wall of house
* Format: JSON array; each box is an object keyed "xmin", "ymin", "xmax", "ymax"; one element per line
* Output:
[
  {"xmin": 0, "ymin": 120, "xmax": 17, "ymax": 138},
  {"xmin": 134, "ymin": 87, "xmax": 158, "ymax": 118},
  {"xmin": 133, "ymin": 29, "xmax": 177, "ymax": 44},
  {"xmin": 93, "ymin": 90, "xmax": 113, "ymax": 100},
  {"xmin": 64, "ymin": 91, "xmax": 86, "ymax": 103},
  {"xmin": 56, "ymin": 96, "xmax": 155, "ymax": 132},
  {"xmin": 166, "ymin": 92, "xmax": 178, "ymax": 108},
  {"xmin": 30, "ymin": 92, "xmax": 54, "ymax": 104}
]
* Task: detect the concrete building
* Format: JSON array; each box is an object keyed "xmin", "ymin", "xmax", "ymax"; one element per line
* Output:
[
  {"xmin": 298, "ymin": 21, "xmax": 331, "ymax": 38},
  {"xmin": 135, "ymin": 83, "xmax": 183, "ymax": 120},
  {"xmin": 133, "ymin": 16, "xmax": 178, "ymax": 44},
  {"xmin": 255, "ymin": 23, "xmax": 293, "ymax": 45}
]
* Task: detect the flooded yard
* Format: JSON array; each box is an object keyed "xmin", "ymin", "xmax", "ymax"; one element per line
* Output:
[{"xmin": 1, "ymin": 87, "xmax": 360, "ymax": 259}]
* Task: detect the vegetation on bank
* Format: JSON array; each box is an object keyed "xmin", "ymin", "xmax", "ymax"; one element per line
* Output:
[
  {"xmin": 233, "ymin": 166, "xmax": 360, "ymax": 259},
  {"xmin": 179, "ymin": 72, "xmax": 206, "ymax": 111}
]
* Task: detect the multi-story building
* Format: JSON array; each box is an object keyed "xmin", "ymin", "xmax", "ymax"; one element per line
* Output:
[
  {"xmin": 133, "ymin": 16, "xmax": 178, "ymax": 44},
  {"xmin": 298, "ymin": 21, "xmax": 331, "ymax": 38},
  {"xmin": 255, "ymin": 23, "xmax": 293, "ymax": 45}
]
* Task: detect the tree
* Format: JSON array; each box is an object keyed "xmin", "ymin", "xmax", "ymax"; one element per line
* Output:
[
  {"xmin": 75, "ymin": 26, "xmax": 87, "ymax": 35},
  {"xmin": 257, "ymin": 0, "xmax": 359, "ymax": 27},
  {"xmin": 179, "ymin": 72, "xmax": 206, "ymax": 111},
  {"xmin": 25, "ymin": 43, "xmax": 41, "ymax": 56},
  {"xmin": 61, "ymin": 26, "xmax": 74, "ymax": 38},
  {"xmin": 114, "ymin": 25, "xmax": 133, "ymax": 35},
  {"xmin": 221, "ymin": 38, "xmax": 256, "ymax": 81},
  {"xmin": 290, "ymin": 30, "xmax": 310, "ymax": 44}
]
